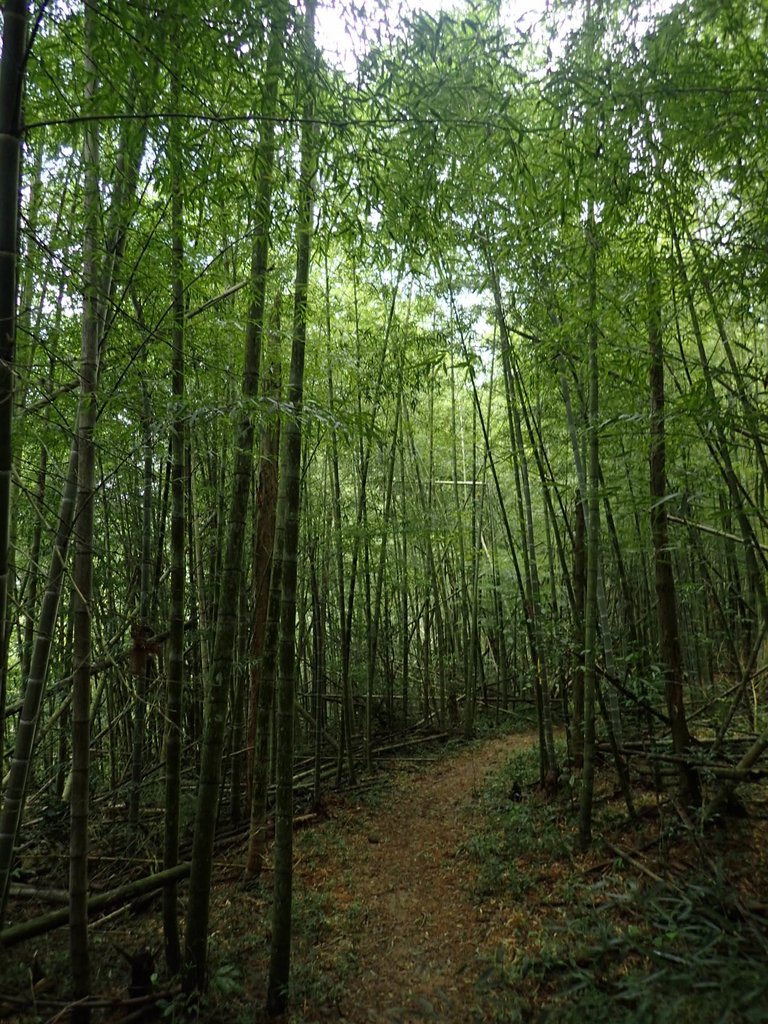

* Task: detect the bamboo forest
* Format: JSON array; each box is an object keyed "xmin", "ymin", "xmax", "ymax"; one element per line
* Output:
[{"xmin": 1, "ymin": 0, "xmax": 767, "ymax": 1019}]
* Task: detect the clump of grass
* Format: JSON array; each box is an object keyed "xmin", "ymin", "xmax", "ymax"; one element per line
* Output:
[
  {"xmin": 468, "ymin": 744, "xmax": 572, "ymax": 902},
  {"xmin": 286, "ymin": 888, "xmax": 360, "ymax": 1021},
  {"xmin": 470, "ymin": 744, "xmax": 768, "ymax": 1022}
]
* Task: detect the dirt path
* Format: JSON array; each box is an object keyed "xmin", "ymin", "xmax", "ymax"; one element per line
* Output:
[{"xmin": 298, "ymin": 733, "xmax": 536, "ymax": 1023}]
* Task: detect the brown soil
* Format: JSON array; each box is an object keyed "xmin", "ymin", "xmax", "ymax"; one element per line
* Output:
[{"xmin": 284, "ymin": 732, "xmax": 537, "ymax": 1023}]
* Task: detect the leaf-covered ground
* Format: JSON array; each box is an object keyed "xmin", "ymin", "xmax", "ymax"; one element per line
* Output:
[
  {"xmin": 4, "ymin": 725, "xmax": 768, "ymax": 1022},
  {"xmin": 251, "ymin": 728, "xmax": 768, "ymax": 1023},
  {"xmin": 285, "ymin": 732, "xmax": 534, "ymax": 1022}
]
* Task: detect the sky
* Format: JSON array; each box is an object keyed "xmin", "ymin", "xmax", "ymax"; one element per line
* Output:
[{"xmin": 316, "ymin": 0, "xmax": 547, "ymax": 73}]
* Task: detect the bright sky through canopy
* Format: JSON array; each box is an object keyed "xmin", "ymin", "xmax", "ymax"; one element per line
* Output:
[{"xmin": 316, "ymin": 0, "xmax": 546, "ymax": 73}]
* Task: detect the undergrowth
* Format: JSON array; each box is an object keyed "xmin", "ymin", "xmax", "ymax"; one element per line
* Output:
[{"xmin": 471, "ymin": 745, "xmax": 768, "ymax": 1023}]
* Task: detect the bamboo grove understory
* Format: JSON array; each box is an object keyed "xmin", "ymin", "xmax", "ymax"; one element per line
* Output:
[{"xmin": 1, "ymin": 0, "xmax": 767, "ymax": 1015}]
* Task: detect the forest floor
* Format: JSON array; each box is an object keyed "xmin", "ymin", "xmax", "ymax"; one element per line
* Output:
[
  {"xmin": 4, "ymin": 721, "xmax": 768, "ymax": 1023},
  {"xmin": 281, "ymin": 731, "xmax": 533, "ymax": 1023}
]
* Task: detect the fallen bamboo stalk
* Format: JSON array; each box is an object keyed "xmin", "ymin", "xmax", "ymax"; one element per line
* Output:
[
  {"xmin": 597, "ymin": 743, "xmax": 767, "ymax": 780},
  {"xmin": 704, "ymin": 723, "xmax": 768, "ymax": 820},
  {"xmin": 7, "ymin": 884, "xmax": 69, "ymax": 904},
  {"xmin": 0, "ymin": 862, "xmax": 191, "ymax": 948},
  {"xmin": 602, "ymin": 839, "xmax": 667, "ymax": 888},
  {"xmin": 382, "ymin": 756, "xmax": 440, "ymax": 763},
  {"xmin": 372, "ymin": 732, "xmax": 449, "ymax": 755}
]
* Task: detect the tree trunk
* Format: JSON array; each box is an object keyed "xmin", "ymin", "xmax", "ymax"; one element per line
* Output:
[
  {"xmin": 366, "ymin": 388, "xmax": 402, "ymax": 766},
  {"xmin": 405, "ymin": 407, "xmax": 448, "ymax": 729},
  {"xmin": 0, "ymin": 98, "xmax": 147, "ymax": 918},
  {"xmin": 444, "ymin": 260, "xmax": 530, "ymax": 735},
  {"xmin": 267, "ymin": 3, "xmax": 317, "ymax": 1012},
  {"xmin": 128, "ymin": 371, "xmax": 153, "ymax": 843},
  {"xmin": 648, "ymin": 252, "xmax": 700, "ymax": 807},
  {"xmin": 162, "ymin": 80, "xmax": 186, "ymax": 974},
  {"xmin": 183, "ymin": 3, "xmax": 287, "ymax": 992},
  {"xmin": 322, "ymin": 255, "xmax": 356, "ymax": 781},
  {"xmin": 448, "ymin": 357, "xmax": 471, "ymax": 737},
  {"xmin": 572, "ymin": 492, "xmax": 585, "ymax": 767},
  {"xmin": 578, "ymin": 203, "xmax": 599, "ymax": 853},
  {"xmin": 670, "ymin": 215, "xmax": 768, "ymax": 621},
  {"xmin": 246, "ymin": 304, "xmax": 281, "ymax": 808},
  {"xmin": 244, "ymin": 305, "xmax": 283, "ymax": 880},
  {"xmin": 0, "ymin": 0, "xmax": 27, "ymax": 788},
  {"xmin": 335, "ymin": 261, "xmax": 402, "ymax": 785},
  {"xmin": 308, "ymin": 539, "xmax": 325, "ymax": 807},
  {"xmin": 69, "ymin": 4, "xmax": 100, "ymax": 1014},
  {"xmin": 486, "ymin": 261, "xmax": 555, "ymax": 781},
  {"xmin": 399, "ymin": 439, "xmax": 409, "ymax": 732}
]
